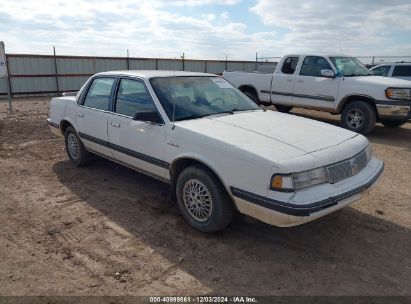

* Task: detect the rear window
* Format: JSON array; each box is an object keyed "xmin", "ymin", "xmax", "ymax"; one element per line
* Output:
[
  {"xmin": 281, "ymin": 57, "xmax": 299, "ymax": 74},
  {"xmin": 393, "ymin": 65, "xmax": 411, "ymax": 77}
]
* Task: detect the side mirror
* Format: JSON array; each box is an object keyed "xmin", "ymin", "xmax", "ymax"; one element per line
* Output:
[
  {"xmin": 133, "ymin": 111, "xmax": 163, "ymax": 124},
  {"xmin": 321, "ymin": 69, "xmax": 335, "ymax": 78}
]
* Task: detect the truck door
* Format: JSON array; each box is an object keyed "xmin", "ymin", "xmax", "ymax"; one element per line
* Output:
[
  {"xmin": 270, "ymin": 56, "xmax": 300, "ymax": 106},
  {"xmin": 292, "ymin": 56, "xmax": 339, "ymax": 110}
]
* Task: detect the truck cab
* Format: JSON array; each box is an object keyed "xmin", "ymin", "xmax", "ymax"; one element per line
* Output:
[{"xmin": 223, "ymin": 54, "xmax": 411, "ymax": 134}]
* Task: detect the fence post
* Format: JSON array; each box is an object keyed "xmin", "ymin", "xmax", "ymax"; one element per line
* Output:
[
  {"xmin": 182, "ymin": 53, "xmax": 185, "ymax": 71},
  {"xmin": 225, "ymin": 55, "xmax": 228, "ymax": 71},
  {"xmin": 53, "ymin": 46, "xmax": 60, "ymax": 96},
  {"xmin": 126, "ymin": 49, "xmax": 130, "ymax": 70},
  {"xmin": 204, "ymin": 60, "xmax": 207, "ymax": 73},
  {"xmin": 155, "ymin": 58, "xmax": 158, "ymax": 70},
  {"xmin": 255, "ymin": 52, "xmax": 258, "ymax": 71},
  {"xmin": 5, "ymin": 54, "xmax": 13, "ymax": 112},
  {"xmin": 371, "ymin": 56, "xmax": 375, "ymax": 66}
]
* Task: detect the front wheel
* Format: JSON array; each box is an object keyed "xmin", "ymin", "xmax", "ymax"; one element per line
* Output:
[
  {"xmin": 341, "ymin": 101, "xmax": 377, "ymax": 134},
  {"xmin": 274, "ymin": 104, "xmax": 293, "ymax": 113},
  {"xmin": 175, "ymin": 165, "xmax": 235, "ymax": 233},
  {"xmin": 381, "ymin": 119, "xmax": 407, "ymax": 128},
  {"xmin": 65, "ymin": 126, "xmax": 89, "ymax": 167}
]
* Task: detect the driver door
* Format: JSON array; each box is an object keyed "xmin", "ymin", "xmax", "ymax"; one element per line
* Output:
[{"xmin": 292, "ymin": 56, "xmax": 340, "ymax": 110}]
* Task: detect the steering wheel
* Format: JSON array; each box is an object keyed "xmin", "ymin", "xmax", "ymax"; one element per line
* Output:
[{"xmin": 209, "ymin": 97, "xmax": 226, "ymax": 106}]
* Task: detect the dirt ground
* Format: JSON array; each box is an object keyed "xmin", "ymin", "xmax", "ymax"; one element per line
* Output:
[{"xmin": 0, "ymin": 98, "xmax": 410, "ymax": 296}]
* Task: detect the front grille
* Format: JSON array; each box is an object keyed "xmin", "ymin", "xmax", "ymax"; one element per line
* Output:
[{"xmin": 327, "ymin": 150, "xmax": 368, "ymax": 184}]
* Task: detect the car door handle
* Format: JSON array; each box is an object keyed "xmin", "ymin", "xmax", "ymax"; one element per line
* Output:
[
  {"xmin": 110, "ymin": 122, "xmax": 121, "ymax": 128},
  {"xmin": 298, "ymin": 79, "xmax": 304, "ymax": 83},
  {"xmin": 286, "ymin": 78, "xmax": 292, "ymax": 82},
  {"xmin": 77, "ymin": 113, "xmax": 84, "ymax": 118}
]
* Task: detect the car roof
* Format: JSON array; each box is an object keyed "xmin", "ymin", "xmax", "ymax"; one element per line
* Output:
[
  {"xmin": 95, "ymin": 70, "xmax": 216, "ymax": 79},
  {"xmin": 282, "ymin": 53, "xmax": 350, "ymax": 58}
]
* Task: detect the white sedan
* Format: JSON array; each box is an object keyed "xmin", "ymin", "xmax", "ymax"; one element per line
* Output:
[{"xmin": 48, "ymin": 71, "xmax": 384, "ymax": 232}]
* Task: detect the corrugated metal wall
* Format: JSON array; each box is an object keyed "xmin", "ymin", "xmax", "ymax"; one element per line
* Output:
[{"xmin": 0, "ymin": 54, "xmax": 270, "ymax": 98}]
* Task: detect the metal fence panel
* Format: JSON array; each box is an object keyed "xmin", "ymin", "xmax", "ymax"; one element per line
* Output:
[
  {"xmin": 11, "ymin": 76, "xmax": 56, "ymax": 93},
  {"xmin": 8, "ymin": 56, "xmax": 55, "ymax": 75},
  {"xmin": 206, "ymin": 61, "xmax": 226, "ymax": 74},
  {"xmin": 129, "ymin": 59, "xmax": 157, "ymax": 70},
  {"xmin": 0, "ymin": 78, "xmax": 7, "ymax": 94},
  {"xmin": 157, "ymin": 59, "xmax": 183, "ymax": 71},
  {"xmin": 227, "ymin": 62, "xmax": 248, "ymax": 72},
  {"xmin": 95, "ymin": 58, "xmax": 128, "ymax": 72},
  {"xmin": 185, "ymin": 60, "xmax": 206, "ymax": 72},
  {"xmin": 57, "ymin": 57, "xmax": 94, "ymax": 74},
  {"xmin": 58, "ymin": 76, "xmax": 90, "ymax": 92}
]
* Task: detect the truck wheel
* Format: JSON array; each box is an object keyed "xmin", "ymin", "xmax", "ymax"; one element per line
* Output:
[
  {"xmin": 65, "ymin": 126, "xmax": 89, "ymax": 167},
  {"xmin": 274, "ymin": 105, "xmax": 293, "ymax": 113},
  {"xmin": 175, "ymin": 165, "xmax": 235, "ymax": 233},
  {"xmin": 243, "ymin": 90, "xmax": 260, "ymax": 105},
  {"xmin": 381, "ymin": 119, "xmax": 407, "ymax": 128},
  {"xmin": 341, "ymin": 101, "xmax": 376, "ymax": 134}
]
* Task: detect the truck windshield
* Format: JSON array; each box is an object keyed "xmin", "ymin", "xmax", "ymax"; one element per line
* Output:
[
  {"xmin": 330, "ymin": 57, "xmax": 371, "ymax": 77},
  {"xmin": 150, "ymin": 76, "xmax": 260, "ymax": 122}
]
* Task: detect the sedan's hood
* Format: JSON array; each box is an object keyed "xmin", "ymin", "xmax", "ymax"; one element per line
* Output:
[{"xmin": 175, "ymin": 110, "xmax": 360, "ymax": 163}]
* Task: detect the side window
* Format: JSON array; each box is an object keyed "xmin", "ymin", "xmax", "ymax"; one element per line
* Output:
[
  {"xmin": 392, "ymin": 65, "xmax": 411, "ymax": 77},
  {"xmin": 281, "ymin": 57, "xmax": 299, "ymax": 74},
  {"xmin": 300, "ymin": 56, "xmax": 332, "ymax": 77},
  {"xmin": 372, "ymin": 66, "xmax": 391, "ymax": 76},
  {"xmin": 115, "ymin": 79, "xmax": 155, "ymax": 117},
  {"xmin": 83, "ymin": 78, "xmax": 115, "ymax": 110}
]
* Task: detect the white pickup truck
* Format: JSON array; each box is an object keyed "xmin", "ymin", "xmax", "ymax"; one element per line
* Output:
[{"xmin": 223, "ymin": 54, "xmax": 411, "ymax": 134}]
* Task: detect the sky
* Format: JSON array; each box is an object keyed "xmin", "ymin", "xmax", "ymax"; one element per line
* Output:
[{"xmin": 0, "ymin": 0, "xmax": 410, "ymax": 61}]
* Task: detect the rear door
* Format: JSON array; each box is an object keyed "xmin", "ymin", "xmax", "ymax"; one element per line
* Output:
[
  {"xmin": 292, "ymin": 56, "xmax": 339, "ymax": 110},
  {"xmin": 107, "ymin": 77, "xmax": 168, "ymax": 180},
  {"xmin": 271, "ymin": 56, "xmax": 300, "ymax": 105},
  {"xmin": 75, "ymin": 77, "xmax": 116, "ymax": 157}
]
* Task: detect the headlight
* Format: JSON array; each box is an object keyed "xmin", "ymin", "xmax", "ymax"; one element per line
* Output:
[
  {"xmin": 270, "ymin": 167, "xmax": 328, "ymax": 192},
  {"xmin": 365, "ymin": 144, "xmax": 372, "ymax": 162},
  {"xmin": 385, "ymin": 88, "xmax": 411, "ymax": 100}
]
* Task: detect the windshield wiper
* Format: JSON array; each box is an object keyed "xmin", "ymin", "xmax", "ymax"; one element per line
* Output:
[
  {"xmin": 174, "ymin": 113, "xmax": 212, "ymax": 121},
  {"xmin": 174, "ymin": 108, "xmax": 253, "ymax": 122}
]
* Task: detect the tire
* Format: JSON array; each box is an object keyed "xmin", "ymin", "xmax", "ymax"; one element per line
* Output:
[
  {"xmin": 381, "ymin": 119, "xmax": 407, "ymax": 128},
  {"xmin": 341, "ymin": 101, "xmax": 377, "ymax": 134},
  {"xmin": 243, "ymin": 90, "xmax": 260, "ymax": 105},
  {"xmin": 64, "ymin": 126, "xmax": 89, "ymax": 167},
  {"xmin": 175, "ymin": 165, "xmax": 235, "ymax": 233},
  {"xmin": 274, "ymin": 104, "xmax": 293, "ymax": 113}
]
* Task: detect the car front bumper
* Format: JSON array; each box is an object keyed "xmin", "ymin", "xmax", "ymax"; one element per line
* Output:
[
  {"xmin": 376, "ymin": 100, "xmax": 411, "ymax": 121},
  {"xmin": 230, "ymin": 157, "xmax": 384, "ymax": 227}
]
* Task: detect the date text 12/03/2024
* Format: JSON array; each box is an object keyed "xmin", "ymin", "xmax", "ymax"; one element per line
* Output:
[{"xmin": 149, "ymin": 296, "xmax": 257, "ymax": 303}]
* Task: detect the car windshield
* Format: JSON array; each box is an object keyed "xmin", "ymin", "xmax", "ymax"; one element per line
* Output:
[
  {"xmin": 149, "ymin": 76, "xmax": 260, "ymax": 121},
  {"xmin": 330, "ymin": 56, "xmax": 371, "ymax": 77}
]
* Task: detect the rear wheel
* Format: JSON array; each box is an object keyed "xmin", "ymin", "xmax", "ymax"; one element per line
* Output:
[
  {"xmin": 243, "ymin": 90, "xmax": 260, "ymax": 105},
  {"xmin": 381, "ymin": 119, "xmax": 407, "ymax": 128},
  {"xmin": 341, "ymin": 101, "xmax": 377, "ymax": 134},
  {"xmin": 274, "ymin": 104, "xmax": 293, "ymax": 113},
  {"xmin": 65, "ymin": 126, "xmax": 89, "ymax": 166},
  {"xmin": 176, "ymin": 165, "xmax": 234, "ymax": 233}
]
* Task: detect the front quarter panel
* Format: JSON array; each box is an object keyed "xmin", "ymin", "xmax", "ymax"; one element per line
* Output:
[{"xmin": 166, "ymin": 126, "xmax": 274, "ymax": 201}]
